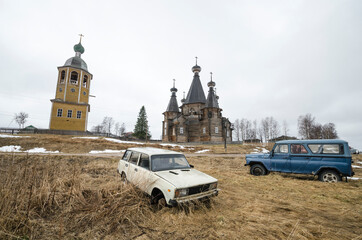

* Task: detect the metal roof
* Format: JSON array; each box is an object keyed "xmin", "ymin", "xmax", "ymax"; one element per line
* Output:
[
  {"xmin": 205, "ymin": 88, "xmax": 219, "ymax": 108},
  {"xmin": 166, "ymin": 92, "xmax": 180, "ymax": 112},
  {"xmin": 276, "ymin": 139, "xmax": 347, "ymax": 144},
  {"xmin": 64, "ymin": 56, "xmax": 88, "ymax": 71}
]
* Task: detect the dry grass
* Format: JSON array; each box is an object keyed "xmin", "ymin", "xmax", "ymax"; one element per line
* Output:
[{"xmin": 0, "ymin": 135, "xmax": 361, "ymax": 239}]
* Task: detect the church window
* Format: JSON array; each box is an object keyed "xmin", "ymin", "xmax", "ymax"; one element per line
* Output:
[
  {"xmin": 173, "ymin": 128, "xmax": 175, "ymax": 136},
  {"xmin": 77, "ymin": 111, "xmax": 82, "ymax": 119},
  {"xmin": 57, "ymin": 109, "xmax": 62, "ymax": 117},
  {"xmin": 60, "ymin": 70, "xmax": 66, "ymax": 83},
  {"xmin": 83, "ymin": 75, "xmax": 88, "ymax": 88},
  {"xmin": 164, "ymin": 128, "xmax": 167, "ymax": 135},
  {"xmin": 59, "ymin": 88, "xmax": 62, "ymax": 92},
  {"xmin": 215, "ymin": 127, "xmax": 219, "ymax": 134},
  {"xmin": 227, "ymin": 130, "xmax": 230, "ymax": 137},
  {"xmin": 83, "ymin": 91, "xmax": 86, "ymax": 95},
  {"xmin": 203, "ymin": 127, "xmax": 206, "ymax": 134},
  {"xmin": 70, "ymin": 71, "xmax": 78, "ymax": 84},
  {"xmin": 71, "ymin": 88, "xmax": 75, "ymax": 92},
  {"xmin": 67, "ymin": 110, "xmax": 72, "ymax": 118},
  {"xmin": 180, "ymin": 127, "xmax": 184, "ymax": 134}
]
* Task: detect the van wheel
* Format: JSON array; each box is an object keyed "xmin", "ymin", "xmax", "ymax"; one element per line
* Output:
[
  {"xmin": 250, "ymin": 164, "xmax": 266, "ymax": 176},
  {"xmin": 319, "ymin": 170, "xmax": 341, "ymax": 183}
]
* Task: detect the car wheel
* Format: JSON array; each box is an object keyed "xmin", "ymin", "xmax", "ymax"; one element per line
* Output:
[
  {"xmin": 120, "ymin": 172, "xmax": 127, "ymax": 184},
  {"xmin": 157, "ymin": 197, "xmax": 166, "ymax": 209},
  {"xmin": 250, "ymin": 164, "xmax": 267, "ymax": 176},
  {"xmin": 318, "ymin": 170, "xmax": 341, "ymax": 183}
]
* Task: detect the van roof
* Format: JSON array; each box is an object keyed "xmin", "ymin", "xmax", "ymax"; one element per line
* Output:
[
  {"xmin": 276, "ymin": 139, "xmax": 348, "ymax": 145},
  {"xmin": 127, "ymin": 147, "xmax": 183, "ymax": 156}
]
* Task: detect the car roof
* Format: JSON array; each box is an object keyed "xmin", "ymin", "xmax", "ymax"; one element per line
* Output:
[
  {"xmin": 276, "ymin": 139, "xmax": 348, "ymax": 144},
  {"xmin": 127, "ymin": 147, "xmax": 183, "ymax": 156}
]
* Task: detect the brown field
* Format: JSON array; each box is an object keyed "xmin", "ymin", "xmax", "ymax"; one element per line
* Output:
[{"xmin": 0, "ymin": 134, "xmax": 361, "ymax": 239}]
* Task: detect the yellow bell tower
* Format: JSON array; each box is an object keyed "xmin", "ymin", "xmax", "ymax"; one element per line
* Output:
[{"xmin": 49, "ymin": 35, "xmax": 93, "ymax": 132}]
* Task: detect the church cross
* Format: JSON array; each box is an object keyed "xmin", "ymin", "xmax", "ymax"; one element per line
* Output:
[
  {"xmin": 173, "ymin": 79, "xmax": 176, "ymax": 88},
  {"xmin": 195, "ymin": 56, "xmax": 198, "ymax": 65},
  {"xmin": 79, "ymin": 34, "xmax": 84, "ymax": 43}
]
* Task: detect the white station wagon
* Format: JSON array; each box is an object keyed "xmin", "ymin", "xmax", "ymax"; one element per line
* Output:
[{"xmin": 117, "ymin": 147, "xmax": 219, "ymax": 207}]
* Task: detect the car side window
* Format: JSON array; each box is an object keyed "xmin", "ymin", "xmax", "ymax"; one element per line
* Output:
[
  {"xmin": 139, "ymin": 154, "xmax": 150, "ymax": 170},
  {"xmin": 291, "ymin": 144, "xmax": 308, "ymax": 154},
  {"xmin": 122, "ymin": 150, "xmax": 131, "ymax": 161},
  {"xmin": 307, "ymin": 144, "xmax": 344, "ymax": 154},
  {"xmin": 274, "ymin": 144, "xmax": 289, "ymax": 153},
  {"xmin": 129, "ymin": 152, "xmax": 140, "ymax": 165}
]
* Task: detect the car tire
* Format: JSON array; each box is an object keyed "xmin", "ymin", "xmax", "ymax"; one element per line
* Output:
[
  {"xmin": 120, "ymin": 172, "xmax": 127, "ymax": 184},
  {"xmin": 318, "ymin": 170, "xmax": 341, "ymax": 183},
  {"xmin": 250, "ymin": 164, "xmax": 267, "ymax": 176}
]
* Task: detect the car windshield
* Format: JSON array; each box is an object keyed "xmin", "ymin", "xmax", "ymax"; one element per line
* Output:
[{"xmin": 151, "ymin": 154, "xmax": 190, "ymax": 172}]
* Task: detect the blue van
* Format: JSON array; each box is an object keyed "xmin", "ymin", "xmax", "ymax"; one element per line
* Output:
[{"xmin": 245, "ymin": 140, "xmax": 354, "ymax": 182}]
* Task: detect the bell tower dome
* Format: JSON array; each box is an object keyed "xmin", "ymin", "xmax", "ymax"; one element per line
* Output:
[{"xmin": 49, "ymin": 35, "xmax": 93, "ymax": 132}]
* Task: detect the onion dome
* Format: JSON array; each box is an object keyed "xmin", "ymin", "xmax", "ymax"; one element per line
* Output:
[
  {"xmin": 74, "ymin": 42, "xmax": 85, "ymax": 54},
  {"xmin": 192, "ymin": 64, "xmax": 201, "ymax": 73}
]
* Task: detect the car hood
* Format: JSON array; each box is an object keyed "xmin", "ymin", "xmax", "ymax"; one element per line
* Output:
[
  {"xmin": 155, "ymin": 169, "xmax": 217, "ymax": 189},
  {"xmin": 246, "ymin": 153, "xmax": 270, "ymax": 159}
]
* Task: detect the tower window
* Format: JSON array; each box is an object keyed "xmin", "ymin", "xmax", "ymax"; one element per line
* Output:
[
  {"xmin": 215, "ymin": 127, "xmax": 219, "ymax": 134},
  {"xmin": 83, "ymin": 91, "xmax": 86, "ymax": 95},
  {"xmin": 83, "ymin": 75, "xmax": 88, "ymax": 88},
  {"xmin": 67, "ymin": 110, "xmax": 72, "ymax": 118},
  {"xmin": 71, "ymin": 88, "xmax": 75, "ymax": 92},
  {"xmin": 60, "ymin": 70, "xmax": 66, "ymax": 84},
  {"xmin": 180, "ymin": 127, "xmax": 184, "ymax": 134},
  {"xmin": 203, "ymin": 127, "xmax": 206, "ymax": 134},
  {"xmin": 59, "ymin": 88, "xmax": 62, "ymax": 92},
  {"xmin": 70, "ymin": 71, "xmax": 78, "ymax": 84},
  {"xmin": 57, "ymin": 109, "xmax": 62, "ymax": 117},
  {"xmin": 77, "ymin": 111, "xmax": 82, "ymax": 119}
]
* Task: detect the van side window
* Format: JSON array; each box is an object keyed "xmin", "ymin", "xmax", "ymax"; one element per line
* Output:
[
  {"xmin": 122, "ymin": 150, "xmax": 131, "ymax": 161},
  {"xmin": 274, "ymin": 144, "xmax": 289, "ymax": 153},
  {"xmin": 291, "ymin": 144, "xmax": 308, "ymax": 154},
  {"xmin": 129, "ymin": 152, "xmax": 140, "ymax": 164},
  {"xmin": 139, "ymin": 154, "xmax": 150, "ymax": 169},
  {"xmin": 307, "ymin": 144, "xmax": 344, "ymax": 154}
]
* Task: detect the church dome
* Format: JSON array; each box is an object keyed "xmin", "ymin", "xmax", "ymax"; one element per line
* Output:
[
  {"xmin": 64, "ymin": 56, "xmax": 88, "ymax": 71},
  {"xmin": 74, "ymin": 42, "xmax": 85, "ymax": 54},
  {"xmin": 192, "ymin": 64, "xmax": 201, "ymax": 73}
]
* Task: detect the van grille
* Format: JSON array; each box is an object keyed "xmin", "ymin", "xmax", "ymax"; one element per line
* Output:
[{"xmin": 188, "ymin": 184, "xmax": 211, "ymax": 195}]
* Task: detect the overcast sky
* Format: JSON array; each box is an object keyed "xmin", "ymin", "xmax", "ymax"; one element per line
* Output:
[{"xmin": 0, "ymin": 0, "xmax": 361, "ymax": 149}]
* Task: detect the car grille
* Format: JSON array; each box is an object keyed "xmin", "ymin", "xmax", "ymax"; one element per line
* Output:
[{"xmin": 188, "ymin": 184, "xmax": 211, "ymax": 195}]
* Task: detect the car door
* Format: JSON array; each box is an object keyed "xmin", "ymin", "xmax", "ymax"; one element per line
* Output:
[
  {"xmin": 290, "ymin": 144, "xmax": 311, "ymax": 173},
  {"xmin": 132, "ymin": 153, "xmax": 154, "ymax": 193},
  {"xmin": 127, "ymin": 151, "xmax": 140, "ymax": 183},
  {"xmin": 270, "ymin": 144, "xmax": 291, "ymax": 172}
]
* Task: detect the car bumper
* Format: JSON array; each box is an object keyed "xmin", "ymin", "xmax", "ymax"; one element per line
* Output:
[{"xmin": 168, "ymin": 189, "xmax": 219, "ymax": 207}]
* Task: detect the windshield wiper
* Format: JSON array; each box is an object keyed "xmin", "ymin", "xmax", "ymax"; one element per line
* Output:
[{"xmin": 169, "ymin": 171, "xmax": 179, "ymax": 175}]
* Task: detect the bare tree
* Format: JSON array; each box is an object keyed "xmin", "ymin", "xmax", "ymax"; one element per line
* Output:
[
  {"xmin": 269, "ymin": 117, "xmax": 280, "ymax": 140},
  {"xmin": 310, "ymin": 123, "xmax": 322, "ymax": 139},
  {"xmin": 120, "ymin": 123, "xmax": 126, "ymax": 137},
  {"xmin": 282, "ymin": 120, "xmax": 289, "ymax": 136},
  {"xmin": 234, "ymin": 119, "xmax": 240, "ymax": 141},
  {"xmin": 102, "ymin": 117, "xmax": 114, "ymax": 135},
  {"xmin": 114, "ymin": 122, "xmax": 120, "ymax": 136},
  {"xmin": 321, "ymin": 123, "xmax": 338, "ymax": 139},
  {"xmin": 14, "ymin": 112, "xmax": 29, "ymax": 129},
  {"xmin": 261, "ymin": 118, "xmax": 270, "ymax": 142},
  {"xmin": 298, "ymin": 114, "xmax": 315, "ymax": 139},
  {"xmin": 240, "ymin": 118, "xmax": 246, "ymax": 141}
]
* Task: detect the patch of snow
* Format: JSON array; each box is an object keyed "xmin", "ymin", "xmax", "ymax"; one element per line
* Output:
[
  {"xmin": 357, "ymin": 161, "xmax": 362, "ymax": 165},
  {"xmin": 195, "ymin": 149, "xmax": 210, "ymax": 154},
  {"xmin": 73, "ymin": 136, "xmax": 100, "ymax": 140},
  {"xmin": 89, "ymin": 149, "xmax": 125, "ymax": 154},
  {"xmin": 27, "ymin": 148, "xmax": 59, "ymax": 153},
  {"xmin": 0, "ymin": 145, "xmax": 22, "ymax": 152},
  {"xmin": 104, "ymin": 138, "xmax": 145, "ymax": 145},
  {"xmin": 0, "ymin": 134, "xmax": 30, "ymax": 138},
  {"xmin": 352, "ymin": 165, "xmax": 362, "ymax": 169},
  {"xmin": 159, "ymin": 143, "xmax": 185, "ymax": 149},
  {"xmin": 347, "ymin": 177, "xmax": 361, "ymax": 181},
  {"xmin": 250, "ymin": 152, "xmax": 259, "ymax": 154},
  {"xmin": 261, "ymin": 148, "xmax": 270, "ymax": 153}
]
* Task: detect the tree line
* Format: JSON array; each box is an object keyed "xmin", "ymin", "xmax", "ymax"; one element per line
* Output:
[{"xmin": 234, "ymin": 113, "xmax": 338, "ymax": 143}]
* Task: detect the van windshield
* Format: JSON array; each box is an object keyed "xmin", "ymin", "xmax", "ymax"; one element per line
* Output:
[{"xmin": 151, "ymin": 154, "xmax": 190, "ymax": 172}]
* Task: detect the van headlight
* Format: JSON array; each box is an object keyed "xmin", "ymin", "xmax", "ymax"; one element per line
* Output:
[
  {"xmin": 209, "ymin": 182, "xmax": 218, "ymax": 190},
  {"xmin": 175, "ymin": 188, "xmax": 189, "ymax": 197}
]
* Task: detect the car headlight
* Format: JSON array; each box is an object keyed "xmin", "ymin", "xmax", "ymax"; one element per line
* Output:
[
  {"xmin": 209, "ymin": 182, "xmax": 218, "ymax": 190},
  {"xmin": 175, "ymin": 188, "xmax": 189, "ymax": 197}
]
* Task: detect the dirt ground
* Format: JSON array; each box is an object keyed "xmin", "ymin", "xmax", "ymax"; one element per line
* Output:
[{"xmin": 0, "ymin": 135, "xmax": 361, "ymax": 239}]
